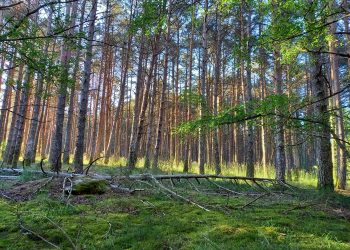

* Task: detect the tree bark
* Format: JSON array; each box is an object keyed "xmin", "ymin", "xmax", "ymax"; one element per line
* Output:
[
  {"xmin": 48, "ymin": 2, "xmax": 75, "ymax": 171},
  {"xmin": 63, "ymin": 0, "xmax": 87, "ymax": 164},
  {"xmin": 213, "ymin": 8, "xmax": 221, "ymax": 175},
  {"xmin": 3, "ymin": 64, "xmax": 24, "ymax": 164},
  {"xmin": 152, "ymin": 0, "xmax": 171, "ymax": 169},
  {"xmin": 73, "ymin": 0, "xmax": 98, "ymax": 173},
  {"xmin": 198, "ymin": 0, "xmax": 208, "ymax": 174},
  {"xmin": 9, "ymin": 68, "xmax": 32, "ymax": 167},
  {"xmin": 273, "ymin": 48, "xmax": 286, "ymax": 181}
]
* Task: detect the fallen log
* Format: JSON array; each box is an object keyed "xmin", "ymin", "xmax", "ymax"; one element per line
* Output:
[
  {"xmin": 0, "ymin": 175, "xmax": 19, "ymax": 180},
  {"xmin": 0, "ymin": 168, "xmax": 112, "ymax": 180},
  {"xmin": 0, "ymin": 168, "xmax": 289, "ymax": 185}
]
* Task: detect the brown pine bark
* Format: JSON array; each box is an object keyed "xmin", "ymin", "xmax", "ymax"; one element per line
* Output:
[
  {"xmin": 329, "ymin": 21, "xmax": 346, "ymax": 189},
  {"xmin": 0, "ymin": 55, "xmax": 15, "ymax": 143},
  {"xmin": 73, "ymin": 0, "xmax": 98, "ymax": 173},
  {"xmin": 3, "ymin": 64, "xmax": 24, "ymax": 164},
  {"xmin": 273, "ymin": 48, "xmax": 286, "ymax": 181},
  {"xmin": 129, "ymin": 35, "xmax": 159, "ymax": 168},
  {"xmin": 183, "ymin": 3, "xmax": 195, "ymax": 173},
  {"xmin": 63, "ymin": 0, "xmax": 87, "ymax": 164},
  {"xmin": 213, "ymin": 8, "xmax": 221, "ymax": 175},
  {"xmin": 10, "ymin": 68, "xmax": 32, "ymax": 168},
  {"xmin": 198, "ymin": 0, "xmax": 208, "ymax": 174},
  {"xmin": 49, "ymin": 2, "xmax": 76, "ymax": 171},
  {"xmin": 127, "ymin": 34, "xmax": 146, "ymax": 168},
  {"xmin": 152, "ymin": 1, "xmax": 171, "ymax": 169},
  {"xmin": 23, "ymin": 10, "xmax": 53, "ymax": 165}
]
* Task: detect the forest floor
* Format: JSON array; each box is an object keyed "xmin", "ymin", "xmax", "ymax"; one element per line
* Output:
[{"xmin": 0, "ymin": 165, "xmax": 350, "ymax": 250}]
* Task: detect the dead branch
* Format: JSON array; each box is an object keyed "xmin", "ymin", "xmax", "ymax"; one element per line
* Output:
[
  {"xmin": 40, "ymin": 158, "xmax": 47, "ymax": 175},
  {"xmin": 0, "ymin": 175, "xmax": 19, "ymax": 180},
  {"xmin": 85, "ymin": 156, "xmax": 104, "ymax": 175},
  {"xmin": 102, "ymin": 221, "xmax": 112, "ymax": 239},
  {"xmin": 282, "ymin": 203, "xmax": 319, "ymax": 214},
  {"xmin": 241, "ymin": 193, "xmax": 269, "ymax": 209},
  {"xmin": 0, "ymin": 191, "xmax": 13, "ymax": 200},
  {"xmin": 150, "ymin": 175, "xmax": 210, "ymax": 212},
  {"xmin": 109, "ymin": 184, "xmax": 143, "ymax": 194},
  {"xmin": 205, "ymin": 178, "xmax": 248, "ymax": 196},
  {"xmin": 18, "ymin": 216, "xmax": 61, "ymax": 249},
  {"xmin": 32, "ymin": 177, "xmax": 53, "ymax": 195},
  {"xmin": 45, "ymin": 216, "xmax": 77, "ymax": 250}
]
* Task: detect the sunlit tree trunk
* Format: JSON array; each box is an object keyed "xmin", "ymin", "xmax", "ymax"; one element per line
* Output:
[
  {"xmin": 127, "ymin": 34, "xmax": 146, "ymax": 168},
  {"xmin": 3, "ymin": 64, "xmax": 24, "ymax": 164},
  {"xmin": 152, "ymin": 0, "xmax": 171, "ymax": 169},
  {"xmin": 273, "ymin": 48, "xmax": 286, "ymax": 181},
  {"xmin": 73, "ymin": 0, "xmax": 98, "ymax": 173},
  {"xmin": 198, "ymin": 0, "xmax": 208, "ymax": 174},
  {"xmin": 10, "ymin": 68, "xmax": 32, "ymax": 168},
  {"xmin": 49, "ymin": 2, "xmax": 75, "ymax": 171},
  {"xmin": 63, "ymin": 0, "xmax": 87, "ymax": 164},
  {"xmin": 23, "ymin": 10, "xmax": 53, "ymax": 165},
  {"xmin": 0, "ymin": 55, "xmax": 15, "ymax": 144},
  {"xmin": 183, "ymin": 2, "xmax": 195, "ymax": 173},
  {"xmin": 328, "ymin": 21, "xmax": 346, "ymax": 189},
  {"xmin": 213, "ymin": 8, "xmax": 221, "ymax": 175}
]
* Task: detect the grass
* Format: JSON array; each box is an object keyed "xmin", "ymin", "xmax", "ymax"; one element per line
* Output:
[
  {"xmin": 1, "ymin": 159, "xmax": 349, "ymax": 249},
  {"xmin": 0, "ymin": 186, "xmax": 349, "ymax": 250}
]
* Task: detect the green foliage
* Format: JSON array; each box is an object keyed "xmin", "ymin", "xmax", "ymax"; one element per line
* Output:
[
  {"xmin": 176, "ymin": 94, "xmax": 297, "ymax": 136},
  {"xmin": 130, "ymin": 0, "xmax": 166, "ymax": 36},
  {"xmin": 179, "ymin": 89, "xmax": 204, "ymax": 107}
]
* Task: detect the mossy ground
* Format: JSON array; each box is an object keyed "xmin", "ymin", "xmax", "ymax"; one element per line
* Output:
[{"xmin": 1, "ymin": 162, "xmax": 350, "ymax": 249}]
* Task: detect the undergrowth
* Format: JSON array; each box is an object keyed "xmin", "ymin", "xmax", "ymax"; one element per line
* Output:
[
  {"xmin": 0, "ymin": 177, "xmax": 350, "ymax": 249},
  {"xmin": 0, "ymin": 159, "xmax": 349, "ymax": 249}
]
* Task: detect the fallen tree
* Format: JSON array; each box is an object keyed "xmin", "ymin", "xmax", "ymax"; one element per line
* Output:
[{"xmin": 0, "ymin": 167, "xmax": 298, "ymax": 210}]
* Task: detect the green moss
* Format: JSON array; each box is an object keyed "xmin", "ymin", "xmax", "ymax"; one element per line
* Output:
[
  {"xmin": 71, "ymin": 178, "xmax": 109, "ymax": 195},
  {"xmin": 0, "ymin": 180, "xmax": 350, "ymax": 249}
]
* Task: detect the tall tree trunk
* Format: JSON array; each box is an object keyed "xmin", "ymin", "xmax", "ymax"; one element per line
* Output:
[
  {"xmin": 183, "ymin": 2, "xmax": 195, "ymax": 173},
  {"xmin": 129, "ymin": 36, "xmax": 159, "ymax": 168},
  {"xmin": 73, "ymin": 0, "xmax": 98, "ymax": 173},
  {"xmin": 0, "ymin": 55, "xmax": 15, "ymax": 143},
  {"xmin": 273, "ymin": 48, "xmax": 286, "ymax": 181},
  {"xmin": 3, "ymin": 64, "xmax": 24, "ymax": 164},
  {"xmin": 127, "ymin": 34, "xmax": 146, "ymax": 168},
  {"xmin": 23, "ymin": 11, "xmax": 53, "ymax": 165},
  {"xmin": 144, "ymin": 61, "xmax": 158, "ymax": 168},
  {"xmin": 89, "ymin": 75, "xmax": 101, "ymax": 163},
  {"xmin": 213, "ymin": 8, "xmax": 221, "ymax": 175},
  {"xmin": 198, "ymin": 0, "xmax": 208, "ymax": 174},
  {"xmin": 311, "ymin": 52, "xmax": 334, "ymax": 190},
  {"xmin": 329, "ymin": 20, "xmax": 346, "ymax": 189},
  {"xmin": 104, "ymin": 33, "xmax": 132, "ymax": 164},
  {"xmin": 63, "ymin": 0, "xmax": 87, "ymax": 164},
  {"xmin": 48, "ymin": 2, "xmax": 75, "ymax": 171},
  {"xmin": 10, "ymin": 68, "xmax": 32, "ymax": 168},
  {"xmin": 243, "ymin": 5, "xmax": 254, "ymax": 177},
  {"xmin": 152, "ymin": 0, "xmax": 171, "ymax": 169}
]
